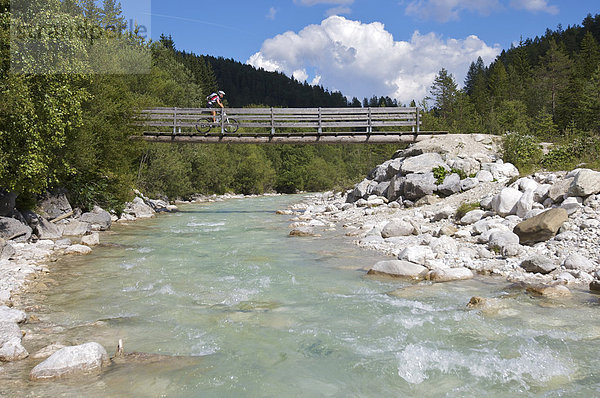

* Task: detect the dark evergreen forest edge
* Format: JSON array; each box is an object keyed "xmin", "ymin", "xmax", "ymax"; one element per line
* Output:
[{"xmin": 1, "ymin": 1, "xmax": 599, "ymax": 214}]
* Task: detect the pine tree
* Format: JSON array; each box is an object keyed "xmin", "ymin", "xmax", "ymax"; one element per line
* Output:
[
  {"xmin": 536, "ymin": 39, "xmax": 573, "ymax": 116},
  {"xmin": 487, "ymin": 61, "xmax": 509, "ymax": 108},
  {"xmin": 79, "ymin": 0, "xmax": 101, "ymax": 22},
  {"xmin": 427, "ymin": 68, "xmax": 458, "ymax": 119},
  {"xmin": 101, "ymin": 0, "xmax": 126, "ymax": 32}
]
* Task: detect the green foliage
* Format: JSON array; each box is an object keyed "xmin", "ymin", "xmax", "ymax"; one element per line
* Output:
[
  {"xmin": 541, "ymin": 133, "xmax": 600, "ymax": 170},
  {"xmin": 432, "ymin": 166, "xmax": 467, "ymax": 185},
  {"xmin": 502, "ymin": 132, "xmax": 543, "ymax": 174}
]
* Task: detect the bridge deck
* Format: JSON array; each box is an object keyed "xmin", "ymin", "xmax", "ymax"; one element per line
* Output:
[{"xmin": 134, "ymin": 107, "xmax": 447, "ymax": 144}]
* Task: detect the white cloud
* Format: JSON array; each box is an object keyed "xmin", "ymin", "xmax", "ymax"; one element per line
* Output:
[
  {"xmin": 266, "ymin": 7, "xmax": 277, "ymax": 20},
  {"xmin": 509, "ymin": 0, "xmax": 559, "ymax": 14},
  {"xmin": 325, "ymin": 6, "xmax": 352, "ymax": 16},
  {"xmin": 247, "ymin": 16, "xmax": 500, "ymax": 104},
  {"xmin": 404, "ymin": 0, "xmax": 501, "ymax": 22}
]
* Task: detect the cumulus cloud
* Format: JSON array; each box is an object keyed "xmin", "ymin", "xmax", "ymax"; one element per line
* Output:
[
  {"xmin": 509, "ymin": 0, "xmax": 559, "ymax": 14},
  {"xmin": 247, "ymin": 16, "xmax": 500, "ymax": 104},
  {"xmin": 404, "ymin": 0, "xmax": 501, "ymax": 22}
]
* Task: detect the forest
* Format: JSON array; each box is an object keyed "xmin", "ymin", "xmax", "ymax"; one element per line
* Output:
[{"xmin": 0, "ymin": 0, "xmax": 599, "ymax": 212}]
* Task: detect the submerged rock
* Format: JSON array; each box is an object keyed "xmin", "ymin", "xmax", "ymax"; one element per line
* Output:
[{"xmin": 427, "ymin": 267, "xmax": 474, "ymax": 282}]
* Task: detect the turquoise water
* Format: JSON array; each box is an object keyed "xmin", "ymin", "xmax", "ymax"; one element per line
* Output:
[{"xmin": 5, "ymin": 195, "xmax": 600, "ymax": 397}]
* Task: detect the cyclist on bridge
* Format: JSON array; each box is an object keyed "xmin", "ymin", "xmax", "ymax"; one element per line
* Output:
[{"xmin": 207, "ymin": 90, "xmax": 225, "ymax": 121}]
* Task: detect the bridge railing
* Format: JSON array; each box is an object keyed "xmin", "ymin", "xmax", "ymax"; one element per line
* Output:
[{"xmin": 138, "ymin": 106, "xmax": 422, "ymax": 135}]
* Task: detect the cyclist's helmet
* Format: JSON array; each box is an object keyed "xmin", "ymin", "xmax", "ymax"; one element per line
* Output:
[{"xmin": 218, "ymin": 90, "xmax": 225, "ymax": 96}]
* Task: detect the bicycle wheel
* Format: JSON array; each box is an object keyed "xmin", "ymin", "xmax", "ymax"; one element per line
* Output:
[
  {"xmin": 224, "ymin": 118, "xmax": 239, "ymax": 134},
  {"xmin": 195, "ymin": 117, "xmax": 212, "ymax": 133}
]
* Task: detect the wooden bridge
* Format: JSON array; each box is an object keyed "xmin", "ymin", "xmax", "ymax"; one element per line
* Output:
[{"xmin": 134, "ymin": 107, "xmax": 447, "ymax": 144}]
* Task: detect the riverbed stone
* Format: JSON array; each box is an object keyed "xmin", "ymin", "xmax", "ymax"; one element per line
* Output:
[
  {"xmin": 520, "ymin": 255, "xmax": 558, "ymax": 274},
  {"xmin": 81, "ymin": 232, "xmax": 100, "ymax": 246},
  {"xmin": 289, "ymin": 226, "xmax": 318, "ymax": 237},
  {"xmin": 400, "ymin": 153, "xmax": 448, "ymax": 175},
  {"xmin": 64, "ymin": 244, "xmax": 92, "ymax": 255},
  {"xmin": 381, "ymin": 219, "xmax": 414, "ymax": 238},
  {"xmin": 367, "ymin": 260, "xmax": 427, "ymax": 279},
  {"xmin": 547, "ymin": 177, "xmax": 574, "ymax": 203},
  {"xmin": 562, "ymin": 253, "xmax": 596, "ymax": 273},
  {"xmin": 403, "ymin": 173, "xmax": 437, "ymax": 201},
  {"xmin": 397, "ymin": 246, "xmax": 435, "ymax": 265},
  {"xmin": 124, "ymin": 197, "xmax": 155, "ymax": 219},
  {"xmin": 30, "ymin": 342, "xmax": 110, "ymax": 380},
  {"xmin": 513, "ymin": 208, "xmax": 568, "ymax": 245},
  {"xmin": 491, "ymin": 188, "xmax": 521, "ymax": 216},
  {"xmin": 0, "ymin": 322, "xmax": 28, "ymax": 362},
  {"xmin": 460, "ymin": 209, "xmax": 485, "ymax": 225},
  {"xmin": 62, "ymin": 220, "xmax": 91, "ymax": 237},
  {"xmin": 568, "ymin": 169, "xmax": 600, "ymax": 197},
  {"xmin": 427, "ymin": 267, "xmax": 474, "ymax": 282},
  {"xmin": 438, "ymin": 173, "xmax": 461, "ymax": 196},
  {"xmin": 80, "ymin": 206, "xmax": 112, "ymax": 231},
  {"xmin": 0, "ymin": 306, "xmax": 26, "ymax": 323},
  {"xmin": 36, "ymin": 190, "xmax": 72, "ymax": 220},
  {"xmin": 526, "ymin": 284, "xmax": 571, "ymax": 298},
  {"xmin": 0, "ymin": 217, "xmax": 32, "ymax": 242}
]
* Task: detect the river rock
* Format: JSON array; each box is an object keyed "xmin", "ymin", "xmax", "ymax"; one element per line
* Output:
[
  {"xmin": 403, "ymin": 173, "xmax": 437, "ymax": 201},
  {"xmin": 289, "ymin": 226, "xmax": 317, "ymax": 237},
  {"xmin": 526, "ymin": 284, "xmax": 571, "ymax": 298},
  {"xmin": 460, "ymin": 177, "xmax": 479, "ymax": 191},
  {"xmin": 386, "ymin": 175, "xmax": 405, "ymax": 201},
  {"xmin": 466, "ymin": 296, "xmax": 508, "ymax": 314},
  {"xmin": 397, "ymin": 246, "xmax": 435, "ymax": 265},
  {"xmin": 367, "ymin": 260, "xmax": 427, "ymax": 279},
  {"xmin": 30, "ymin": 342, "xmax": 110, "ymax": 380},
  {"xmin": 491, "ymin": 188, "xmax": 521, "ymax": 216},
  {"xmin": 31, "ymin": 343, "xmax": 67, "ymax": 360},
  {"xmin": 0, "ymin": 322, "xmax": 28, "ymax": 361},
  {"xmin": 488, "ymin": 230, "xmax": 520, "ymax": 252},
  {"xmin": 485, "ymin": 161, "xmax": 519, "ymax": 181},
  {"xmin": 124, "ymin": 197, "xmax": 155, "ymax": 219},
  {"xmin": 513, "ymin": 208, "xmax": 568, "ymax": 245},
  {"xmin": 0, "ymin": 306, "xmax": 26, "ymax": 323},
  {"xmin": 427, "ymin": 267, "xmax": 474, "ymax": 282},
  {"xmin": 562, "ymin": 253, "xmax": 596, "ymax": 273},
  {"xmin": 81, "ymin": 232, "xmax": 100, "ymax": 246},
  {"xmin": 515, "ymin": 189, "xmax": 534, "ymax": 219},
  {"xmin": 381, "ymin": 219, "xmax": 414, "ymax": 238},
  {"xmin": 476, "ymin": 169, "xmax": 494, "ymax": 182},
  {"xmin": 37, "ymin": 190, "xmax": 72, "ymax": 220},
  {"xmin": 80, "ymin": 206, "xmax": 111, "ymax": 231},
  {"xmin": 372, "ymin": 181, "xmax": 390, "ymax": 197},
  {"xmin": 568, "ymin": 169, "xmax": 600, "ymax": 197},
  {"xmin": 0, "ymin": 217, "xmax": 32, "ymax": 242},
  {"xmin": 446, "ymin": 157, "xmax": 480, "ymax": 176},
  {"xmin": 460, "ymin": 209, "xmax": 485, "ymax": 225},
  {"xmin": 400, "ymin": 153, "xmax": 448, "ymax": 175},
  {"xmin": 520, "ymin": 255, "xmax": 558, "ymax": 274},
  {"xmin": 560, "ymin": 197, "xmax": 583, "ymax": 215},
  {"xmin": 64, "ymin": 244, "xmax": 92, "ymax": 255},
  {"xmin": 62, "ymin": 220, "xmax": 91, "ymax": 236},
  {"xmin": 0, "ymin": 239, "xmax": 15, "ymax": 261},
  {"xmin": 547, "ymin": 177, "xmax": 574, "ymax": 203},
  {"xmin": 437, "ymin": 173, "xmax": 461, "ymax": 196}
]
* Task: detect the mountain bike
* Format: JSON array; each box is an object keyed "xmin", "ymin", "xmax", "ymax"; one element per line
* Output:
[{"xmin": 195, "ymin": 112, "xmax": 239, "ymax": 134}]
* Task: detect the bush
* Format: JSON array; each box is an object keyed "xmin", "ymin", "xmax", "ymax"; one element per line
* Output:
[{"xmin": 502, "ymin": 132, "xmax": 542, "ymax": 174}]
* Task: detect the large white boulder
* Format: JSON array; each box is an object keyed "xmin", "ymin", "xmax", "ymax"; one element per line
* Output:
[
  {"xmin": 30, "ymin": 342, "xmax": 110, "ymax": 381},
  {"xmin": 367, "ymin": 260, "xmax": 427, "ymax": 279},
  {"xmin": 491, "ymin": 188, "xmax": 521, "ymax": 216}
]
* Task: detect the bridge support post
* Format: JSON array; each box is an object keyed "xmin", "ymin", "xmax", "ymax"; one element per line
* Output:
[
  {"xmin": 270, "ymin": 107, "xmax": 275, "ymax": 135},
  {"xmin": 173, "ymin": 107, "xmax": 177, "ymax": 135}
]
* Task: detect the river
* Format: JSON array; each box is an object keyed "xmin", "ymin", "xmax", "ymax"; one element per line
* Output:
[{"xmin": 4, "ymin": 195, "xmax": 600, "ymax": 397}]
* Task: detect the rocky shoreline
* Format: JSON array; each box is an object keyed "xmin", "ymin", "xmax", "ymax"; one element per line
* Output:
[
  {"xmin": 0, "ymin": 190, "xmax": 252, "ymax": 380},
  {"xmin": 284, "ymin": 134, "xmax": 600, "ymax": 297}
]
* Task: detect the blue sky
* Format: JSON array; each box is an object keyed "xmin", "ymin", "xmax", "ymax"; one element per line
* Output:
[{"xmin": 120, "ymin": 0, "xmax": 599, "ymax": 103}]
